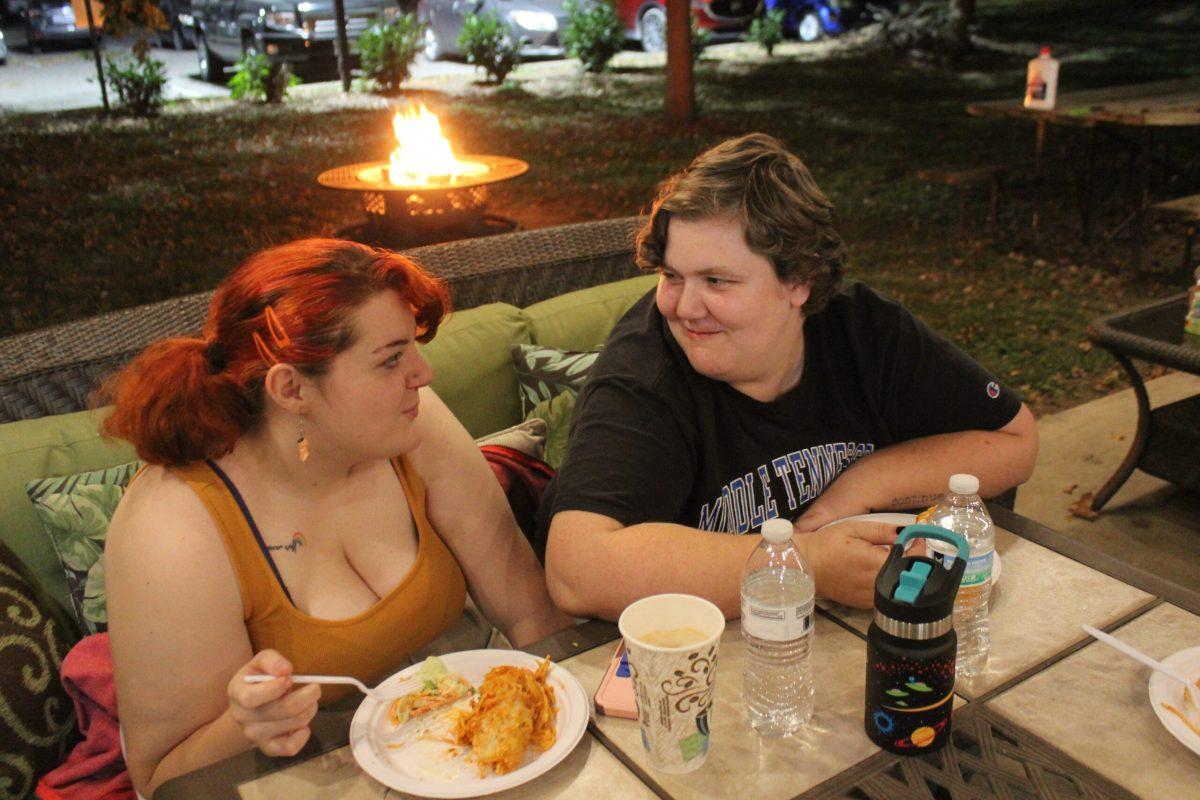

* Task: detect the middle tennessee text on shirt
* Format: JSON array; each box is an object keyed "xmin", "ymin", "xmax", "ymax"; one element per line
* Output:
[{"xmin": 696, "ymin": 441, "xmax": 876, "ymax": 533}]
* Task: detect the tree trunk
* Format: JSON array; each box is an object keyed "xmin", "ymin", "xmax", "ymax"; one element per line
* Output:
[
  {"xmin": 665, "ymin": 0, "xmax": 693, "ymax": 125},
  {"xmin": 82, "ymin": 0, "xmax": 109, "ymax": 112},
  {"xmin": 333, "ymin": 0, "xmax": 351, "ymax": 92},
  {"xmin": 947, "ymin": 0, "xmax": 975, "ymax": 54}
]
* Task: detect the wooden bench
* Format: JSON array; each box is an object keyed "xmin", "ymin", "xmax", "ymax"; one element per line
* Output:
[
  {"xmin": 1150, "ymin": 193, "xmax": 1200, "ymax": 273},
  {"xmin": 917, "ymin": 156, "xmax": 1068, "ymax": 237}
]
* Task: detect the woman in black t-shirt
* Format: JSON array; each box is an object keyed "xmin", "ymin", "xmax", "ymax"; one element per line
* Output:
[{"xmin": 541, "ymin": 134, "xmax": 1038, "ymax": 618}]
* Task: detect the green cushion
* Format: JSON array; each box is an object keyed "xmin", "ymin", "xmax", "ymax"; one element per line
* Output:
[
  {"xmin": 527, "ymin": 390, "xmax": 577, "ymax": 471},
  {"xmin": 525, "ymin": 274, "xmax": 657, "ymax": 351},
  {"xmin": 423, "ymin": 302, "xmax": 532, "ymax": 439},
  {"xmin": 510, "ymin": 345, "xmax": 600, "ymax": 417},
  {"xmin": 0, "ymin": 408, "xmax": 136, "ymax": 638},
  {"xmin": 26, "ymin": 460, "xmax": 143, "ymax": 636}
]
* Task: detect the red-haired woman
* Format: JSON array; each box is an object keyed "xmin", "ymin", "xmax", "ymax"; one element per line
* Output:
[{"xmin": 101, "ymin": 239, "xmax": 571, "ymax": 797}]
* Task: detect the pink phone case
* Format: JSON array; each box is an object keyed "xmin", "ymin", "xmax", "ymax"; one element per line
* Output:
[{"xmin": 594, "ymin": 641, "xmax": 638, "ymax": 719}]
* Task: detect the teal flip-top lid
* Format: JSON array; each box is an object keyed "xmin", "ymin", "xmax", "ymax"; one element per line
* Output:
[
  {"xmin": 893, "ymin": 560, "xmax": 933, "ymax": 604},
  {"xmin": 874, "ymin": 524, "xmax": 969, "ymax": 626}
]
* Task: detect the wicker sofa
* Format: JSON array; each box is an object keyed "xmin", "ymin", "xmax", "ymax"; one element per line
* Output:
[{"xmin": 0, "ymin": 217, "xmax": 657, "ymax": 794}]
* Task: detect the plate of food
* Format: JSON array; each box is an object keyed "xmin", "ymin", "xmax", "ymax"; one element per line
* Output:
[
  {"xmin": 1148, "ymin": 645, "xmax": 1200, "ymax": 757},
  {"xmin": 816, "ymin": 512, "xmax": 1002, "ymax": 585},
  {"xmin": 349, "ymin": 650, "xmax": 589, "ymax": 798}
]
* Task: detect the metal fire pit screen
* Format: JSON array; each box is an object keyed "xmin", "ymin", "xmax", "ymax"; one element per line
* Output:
[{"xmin": 318, "ymin": 155, "xmax": 529, "ymax": 248}]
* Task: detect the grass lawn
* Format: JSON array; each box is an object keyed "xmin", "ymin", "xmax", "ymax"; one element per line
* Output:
[{"xmin": 1, "ymin": 0, "xmax": 1198, "ymax": 415}]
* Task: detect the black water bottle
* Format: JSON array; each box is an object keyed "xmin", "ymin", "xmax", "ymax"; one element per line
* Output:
[{"xmin": 865, "ymin": 524, "xmax": 967, "ymax": 754}]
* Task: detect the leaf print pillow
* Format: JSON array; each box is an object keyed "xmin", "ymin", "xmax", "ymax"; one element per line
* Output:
[
  {"xmin": 510, "ymin": 344, "xmax": 600, "ymax": 417},
  {"xmin": 25, "ymin": 460, "xmax": 143, "ymax": 636}
]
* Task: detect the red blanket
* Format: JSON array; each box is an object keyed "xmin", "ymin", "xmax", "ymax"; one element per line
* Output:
[
  {"xmin": 37, "ymin": 633, "xmax": 134, "ymax": 800},
  {"xmin": 481, "ymin": 444, "xmax": 555, "ymax": 549}
]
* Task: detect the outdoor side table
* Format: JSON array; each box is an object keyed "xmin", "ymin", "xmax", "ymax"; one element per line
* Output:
[{"xmin": 1085, "ymin": 292, "xmax": 1200, "ymax": 511}]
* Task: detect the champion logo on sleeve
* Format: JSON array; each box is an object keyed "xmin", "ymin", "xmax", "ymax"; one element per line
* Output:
[{"xmin": 986, "ymin": 381, "xmax": 1001, "ymax": 399}]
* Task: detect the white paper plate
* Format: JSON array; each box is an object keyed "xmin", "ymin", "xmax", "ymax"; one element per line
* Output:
[
  {"xmin": 816, "ymin": 512, "xmax": 1002, "ymax": 585},
  {"xmin": 349, "ymin": 650, "xmax": 590, "ymax": 798},
  {"xmin": 1148, "ymin": 646, "xmax": 1200, "ymax": 757}
]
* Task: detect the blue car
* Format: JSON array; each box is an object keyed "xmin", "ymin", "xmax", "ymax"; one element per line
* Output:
[{"xmin": 763, "ymin": 0, "xmax": 841, "ymax": 42}]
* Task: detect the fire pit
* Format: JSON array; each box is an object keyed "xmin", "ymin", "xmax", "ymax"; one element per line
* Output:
[{"xmin": 318, "ymin": 103, "xmax": 529, "ymax": 248}]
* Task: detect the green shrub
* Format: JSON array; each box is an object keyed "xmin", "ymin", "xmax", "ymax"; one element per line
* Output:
[
  {"xmin": 561, "ymin": 0, "xmax": 625, "ymax": 74},
  {"xmin": 458, "ymin": 12, "xmax": 523, "ymax": 83},
  {"xmin": 229, "ymin": 53, "xmax": 301, "ymax": 104},
  {"xmin": 691, "ymin": 18, "xmax": 710, "ymax": 60},
  {"xmin": 103, "ymin": 56, "xmax": 168, "ymax": 117},
  {"xmin": 358, "ymin": 14, "xmax": 425, "ymax": 95},
  {"xmin": 747, "ymin": 9, "xmax": 785, "ymax": 56}
]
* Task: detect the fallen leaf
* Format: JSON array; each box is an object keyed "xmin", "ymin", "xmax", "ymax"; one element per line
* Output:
[{"xmin": 1068, "ymin": 493, "xmax": 1099, "ymax": 521}]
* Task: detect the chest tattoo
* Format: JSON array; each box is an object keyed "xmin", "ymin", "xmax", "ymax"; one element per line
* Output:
[{"xmin": 266, "ymin": 532, "xmax": 306, "ymax": 554}]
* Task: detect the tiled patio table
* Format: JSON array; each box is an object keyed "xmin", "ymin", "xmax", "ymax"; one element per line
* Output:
[{"xmin": 156, "ymin": 507, "xmax": 1200, "ymax": 800}]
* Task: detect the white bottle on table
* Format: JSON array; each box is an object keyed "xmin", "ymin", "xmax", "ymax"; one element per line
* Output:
[
  {"xmin": 741, "ymin": 517, "xmax": 815, "ymax": 737},
  {"xmin": 1025, "ymin": 46, "xmax": 1059, "ymax": 110},
  {"xmin": 928, "ymin": 474, "xmax": 994, "ymax": 678}
]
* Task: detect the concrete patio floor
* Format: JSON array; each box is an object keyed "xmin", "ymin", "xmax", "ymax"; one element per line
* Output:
[{"xmin": 1017, "ymin": 372, "xmax": 1200, "ymax": 589}]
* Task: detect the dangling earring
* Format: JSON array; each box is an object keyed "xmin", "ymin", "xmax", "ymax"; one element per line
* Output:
[{"xmin": 297, "ymin": 414, "xmax": 310, "ymax": 462}]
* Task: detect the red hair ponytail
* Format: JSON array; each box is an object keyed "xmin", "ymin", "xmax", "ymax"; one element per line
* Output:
[
  {"xmin": 101, "ymin": 338, "xmax": 252, "ymax": 464},
  {"xmin": 98, "ymin": 239, "xmax": 449, "ymax": 465}
]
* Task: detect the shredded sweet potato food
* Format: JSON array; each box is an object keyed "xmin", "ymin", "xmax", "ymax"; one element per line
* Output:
[
  {"xmin": 452, "ymin": 657, "xmax": 557, "ymax": 776},
  {"xmin": 1161, "ymin": 676, "xmax": 1200, "ymax": 737}
]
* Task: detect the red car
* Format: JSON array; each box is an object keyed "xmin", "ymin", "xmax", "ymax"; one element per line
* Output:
[{"xmin": 617, "ymin": 0, "xmax": 759, "ymax": 53}]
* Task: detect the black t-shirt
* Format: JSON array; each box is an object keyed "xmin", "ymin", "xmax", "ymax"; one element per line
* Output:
[{"xmin": 536, "ymin": 282, "xmax": 1021, "ymax": 552}]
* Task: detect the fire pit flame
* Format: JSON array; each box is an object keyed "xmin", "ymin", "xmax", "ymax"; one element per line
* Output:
[{"xmin": 372, "ymin": 102, "xmax": 488, "ymax": 187}]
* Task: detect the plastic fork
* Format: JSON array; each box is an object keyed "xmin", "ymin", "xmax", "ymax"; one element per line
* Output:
[
  {"xmin": 244, "ymin": 673, "xmax": 422, "ymax": 702},
  {"xmin": 1081, "ymin": 624, "xmax": 1198, "ymax": 706}
]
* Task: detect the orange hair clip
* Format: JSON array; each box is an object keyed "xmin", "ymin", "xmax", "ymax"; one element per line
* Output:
[
  {"xmin": 252, "ymin": 332, "xmax": 278, "ymax": 366},
  {"xmin": 252, "ymin": 305, "xmax": 293, "ymax": 366},
  {"xmin": 263, "ymin": 306, "xmax": 293, "ymax": 348}
]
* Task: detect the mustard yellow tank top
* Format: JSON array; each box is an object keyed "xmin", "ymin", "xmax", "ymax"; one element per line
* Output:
[{"xmin": 169, "ymin": 456, "xmax": 467, "ymax": 705}]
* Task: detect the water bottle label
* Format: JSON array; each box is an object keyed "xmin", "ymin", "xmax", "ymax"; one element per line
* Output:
[
  {"xmin": 741, "ymin": 597, "xmax": 813, "ymax": 642},
  {"xmin": 961, "ymin": 550, "xmax": 993, "ymax": 587},
  {"xmin": 929, "ymin": 541, "xmax": 993, "ymax": 578}
]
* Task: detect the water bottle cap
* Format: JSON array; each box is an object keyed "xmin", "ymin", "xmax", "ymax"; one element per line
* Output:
[
  {"xmin": 948, "ymin": 473, "xmax": 980, "ymax": 495},
  {"xmin": 761, "ymin": 518, "xmax": 793, "ymax": 543},
  {"xmin": 1040, "ymin": 45, "xmax": 1052, "ymax": 56}
]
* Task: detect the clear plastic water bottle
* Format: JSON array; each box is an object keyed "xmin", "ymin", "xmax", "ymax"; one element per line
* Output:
[
  {"xmin": 928, "ymin": 474, "xmax": 994, "ymax": 677},
  {"xmin": 740, "ymin": 517, "xmax": 815, "ymax": 736}
]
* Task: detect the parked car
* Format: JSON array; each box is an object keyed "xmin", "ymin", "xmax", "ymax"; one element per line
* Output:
[
  {"xmin": 616, "ymin": 0, "xmax": 757, "ymax": 54},
  {"xmin": 417, "ymin": 0, "xmax": 568, "ymax": 61},
  {"xmin": 191, "ymin": 0, "xmax": 402, "ymax": 82},
  {"xmin": 1, "ymin": 0, "xmax": 28, "ymax": 19},
  {"xmin": 156, "ymin": 0, "xmax": 196, "ymax": 49},
  {"xmin": 766, "ymin": 0, "xmax": 839, "ymax": 42},
  {"xmin": 766, "ymin": 0, "xmax": 882, "ymax": 42},
  {"xmin": 0, "ymin": 28, "xmax": 7, "ymax": 64},
  {"xmin": 23, "ymin": 0, "xmax": 93, "ymax": 51}
]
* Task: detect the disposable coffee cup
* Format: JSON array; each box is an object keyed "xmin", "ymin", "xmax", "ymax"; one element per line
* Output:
[{"xmin": 617, "ymin": 593, "xmax": 725, "ymax": 773}]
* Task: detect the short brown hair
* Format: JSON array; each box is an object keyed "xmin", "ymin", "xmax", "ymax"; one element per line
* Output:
[{"xmin": 636, "ymin": 133, "xmax": 846, "ymax": 314}]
